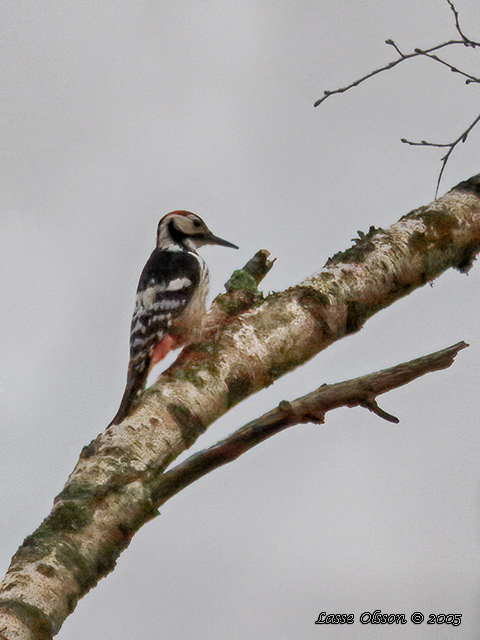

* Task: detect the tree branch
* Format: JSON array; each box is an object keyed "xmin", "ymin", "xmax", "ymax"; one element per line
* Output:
[
  {"xmin": 205, "ymin": 249, "xmax": 275, "ymax": 331},
  {"xmin": 0, "ymin": 175, "xmax": 480, "ymax": 638},
  {"xmin": 314, "ymin": 1, "xmax": 480, "ymax": 195},
  {"xmin": 151, "ymin": 342, "xmax": 468, "ymax": 505},
  {"xmin": 446, "ymin": 0, "xmax": 476, "ymax": 45},
  {"xmin": 313, "ymin": 38, "xmax": 479, "ymax": 108},
  {"xmin": 401, "ymin": 113, "xmax": 480, "ymax": 198}
]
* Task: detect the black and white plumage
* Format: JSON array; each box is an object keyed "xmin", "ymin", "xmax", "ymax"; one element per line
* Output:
[{"xmin": 109, "ymin": 210, "xmax": 238, "ymax": 426}]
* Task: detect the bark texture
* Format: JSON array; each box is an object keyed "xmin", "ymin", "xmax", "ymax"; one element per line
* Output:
[
  {"xmin": 151, "ymin": 341, "xmax": 468, "ymax": 504},
  {"xmin": 1, "ymin": 175, "xmax": 480, "ymax": 639}
]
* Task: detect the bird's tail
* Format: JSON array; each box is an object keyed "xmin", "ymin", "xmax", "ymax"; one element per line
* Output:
[{"xmin": 108, "ymin": 359, "xmax": 150, "ymax": 427}]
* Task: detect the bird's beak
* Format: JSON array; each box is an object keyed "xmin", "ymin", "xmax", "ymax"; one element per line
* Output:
[{"xmin": 204, "ymin": 232, "xmax": 239, "ymax": 249}]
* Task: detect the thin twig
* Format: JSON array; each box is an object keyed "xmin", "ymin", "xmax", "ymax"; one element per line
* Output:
[
  {"xmin": 447, "ymin": 0, "xmax": 476, "ymax": 45},
  {"xmin": 314, "ymin": 1, "xmax": 480, "ymax": 197},
  {"xmin": 415, "ymin": 48, "xmax": 480, "ymax": 82},
  {"xmin": 151, "ymin": 342, "xmax": 468, "ymax": 506},
  {"xmin": 314, "ymin": 38, "xmax": 479, "ymax": 108},
  {"xmin": 402, "ymin": 112, "xmax": 480, "ymax": 197}
]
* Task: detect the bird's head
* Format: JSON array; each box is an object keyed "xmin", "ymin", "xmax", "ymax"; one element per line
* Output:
[{"xmin": 157, "ymin": 210, "xmax": 238, "ymax": 252}]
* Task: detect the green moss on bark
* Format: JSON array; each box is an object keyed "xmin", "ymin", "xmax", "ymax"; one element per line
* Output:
[
  {"xmin": 325, "ymin": 226, "xmax": 385, "ymax": 266},
  {"xmin": 225, "ymin": 269, "xmax": 260, "ymax": 293}
]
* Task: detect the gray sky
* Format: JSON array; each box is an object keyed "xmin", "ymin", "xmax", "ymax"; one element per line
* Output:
[{"xmin": 1, "ymin": 1, "xmax": 480, "ymax": 638}]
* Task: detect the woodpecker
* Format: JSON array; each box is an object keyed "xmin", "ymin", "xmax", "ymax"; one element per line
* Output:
[{"xmin": 109, "ymin": 210, "xmax": 238, "ymax": 426}]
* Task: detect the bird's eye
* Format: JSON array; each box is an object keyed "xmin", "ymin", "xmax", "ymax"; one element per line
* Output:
[{"xmin": 193, "ymin": 220, "xmax": 201, "ymax": 227}]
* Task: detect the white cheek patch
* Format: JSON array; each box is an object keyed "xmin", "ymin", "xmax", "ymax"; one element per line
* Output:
[{"xmin": 167, "ymin": 277, "xmax": 192, "ymax": 291}]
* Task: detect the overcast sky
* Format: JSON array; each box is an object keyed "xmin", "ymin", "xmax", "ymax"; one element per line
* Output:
[{"xmin": 1, "ymin": 1, "xmax": 480, "ymax": 638}]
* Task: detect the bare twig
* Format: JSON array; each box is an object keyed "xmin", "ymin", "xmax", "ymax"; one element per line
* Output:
[
  {"xmin": 314, "ymin": 0, "xmax": 480, "ymax": 197},
  {"xmin": 151, "ymin": 342, "xmax": 468, "ymax": 505},
  {"xmin": 447, "ymin": 0, "xmax": 476, "ymax": 45},
  {"xmin": 402, "ymin": 113, "xmax": 480, "ymax": 197},
  {"xmin": 313, "ymin": 38, "xmax": 479, "ymax": 108},
  {"xmin": 414, "ymin": 48, "xmax": 480, "ymax": 82}
]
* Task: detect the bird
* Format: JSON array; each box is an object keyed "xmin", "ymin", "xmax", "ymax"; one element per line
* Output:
[{"xmin": 109, "ymin": 210, "xmax": 238, "ymax": 426}]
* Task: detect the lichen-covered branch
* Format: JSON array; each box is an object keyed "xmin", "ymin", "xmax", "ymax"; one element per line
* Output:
[
  {"xmin": 1, "ymin": 176, "xmax": 480, "ymax": 639},
  {"xmin": 151, "ymin": 342, "xmax": 467, "ymax": 505},
  {"xmin": 205, "ymin": 248, "xmax": 275, "ymax": 329}
]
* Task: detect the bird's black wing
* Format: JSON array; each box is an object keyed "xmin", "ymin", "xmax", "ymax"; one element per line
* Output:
[{"xmin": 109, "ymin": 249, "xmax": 201, "ymax": 426}]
